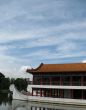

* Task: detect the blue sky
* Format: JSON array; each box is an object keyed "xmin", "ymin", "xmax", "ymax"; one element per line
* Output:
[{"xmin": 0, "ymin": 0, "xmax": 86, "ymax": 77}]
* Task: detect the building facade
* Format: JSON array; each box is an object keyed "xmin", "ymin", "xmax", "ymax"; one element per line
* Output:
[{"xmin": 27, "ymin": 63, "xmax": 86, "ymax": 100}]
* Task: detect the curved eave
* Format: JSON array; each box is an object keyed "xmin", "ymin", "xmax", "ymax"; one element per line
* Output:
[
  {"xmin": 26, "ymin": 63, "xmax": 43, "ymax": 74},
  {"xmin": 26, "ymin": 70, "xmax": 86, "ymax": 74},
  {"xmin": 26, "ymin": 63, "xmax": 86, "ymax": 74}
]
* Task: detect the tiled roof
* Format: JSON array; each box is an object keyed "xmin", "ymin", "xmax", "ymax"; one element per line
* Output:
[{"xmin": 26, "ymin": 63, "xmax": 86, "ymax": 73}]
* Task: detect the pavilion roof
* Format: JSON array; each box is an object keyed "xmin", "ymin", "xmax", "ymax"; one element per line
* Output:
[{"xmin": 26, "ymin": 63, "xmax": 86, "ymax": 74}]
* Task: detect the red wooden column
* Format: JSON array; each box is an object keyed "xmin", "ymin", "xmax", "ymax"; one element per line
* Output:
[
  {"xmin": 50, "ymin": 77, "xmax": 52, "ymax": 85},
  {"xmin": 49, "ymin": 77, "xmax": 52, "ymax": 97},
  {"xmin": 44, "ymin": 89, "xmax": 46, "ymax": 97},
  {"xmin": 41, "ymin": 75, "xmax": 42, "ymax": 85},
  {"xmin": 70, "ymin": 76, "xmax": 73, "ymax": 99},
  {"xmin": 71, "ymin": 89, "xmax": 73, "ymax": 99},
  {"xmin": 82, "ymin": 90, "xmax": 84, "ymax": 99},
  {"xmin": 36, "ymin": 90, "xmax": 38, "ymax": 96},
  {"xmin": 81, "ymin": 76, "xmax": 84, "ymax": 86},
  {"xmin": 40, "ymin": 89, "xmax": 42, "ymax": 97},
  {"xmin": 60, "ymin": 89, "xmax": 63, "ymax": 98},
  {"xmin": 60, "ymin": 76, "xmax": 62, "ymax": 85},
  {"xmin": 32, "ymin": 76, "xmax": 34, "ymax": 84},
  {"xmin": 42, "ymin": 89, "xmax": 45, "ymax": 97},
  {"xmin": 49, "ymin": 89, "xmax": 52, "ymax": 97},
  {"xmin": 32, "ymin": 89, "xmax": 33, "ymax": 96},
  {"xmin": 70, "ymin": 76, "xmax": 72, "ymax": 86}
]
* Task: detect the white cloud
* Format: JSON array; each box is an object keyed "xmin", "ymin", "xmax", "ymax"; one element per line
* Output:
[
  {"xmin": 19, "ymin": 66, "xmax": 33, "ymax": 80},
  {"xmin": 0, "ymin": 0, "xmax": 86, "ymax": 78},
  {"xmin": 20, "ymin": 65, "xmax": 32, "ymax": 73},
  {"xmin": 0, "ymin": 20, "xmax": 86, "ymax": 43},
  {"xmin": 0, "ymin": 0, "xmax": 26, "ymax": 23},
  {"xmin": 82, "ymin": 60, "xmax": 86, "ymax": 63}
]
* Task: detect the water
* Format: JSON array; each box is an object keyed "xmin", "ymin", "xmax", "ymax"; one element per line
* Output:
[
  {"xmin": 0, "ymin": 93, "xmax": 12, "ymax": 110},
  {"xmin": 0, "ymin": 93, "xmax": 86, "ymax": 110}
]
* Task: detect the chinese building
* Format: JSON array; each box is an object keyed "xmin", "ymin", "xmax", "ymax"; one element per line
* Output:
[{"xmin": 27, "ymin": 63, "xmax": 86, "ymax": 100}]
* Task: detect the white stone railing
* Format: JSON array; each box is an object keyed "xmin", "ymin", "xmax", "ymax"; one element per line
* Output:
[
  {"xmin": 10, "ymin": 84, "xmax": 86, "ymax": 105},
  {"xmin": 28, "ymin": 96, "xmax": 86, "ymax": 106},
  {"xmin": 29, "ymin": 84, "xmax": 86, "ymax": 90}
]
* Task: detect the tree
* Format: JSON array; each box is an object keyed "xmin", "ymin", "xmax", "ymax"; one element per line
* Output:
[
  {"xmin": 1, "ymin": 78, "xmax": 10, "ymax": 90},
  {"xmin": 0, "ymin": 72, "xmax": 5, "ymax": 79},
  {"xmin": 10, "ymin": 78, "xmax": 15, "ymax": 84},
  {"xmin": 14, "ymin": 78, "xmax": 28, "ymax": 91},
  {"xmin": 0, "ymin": 72, "xmax": 5, "ymax": 90}
]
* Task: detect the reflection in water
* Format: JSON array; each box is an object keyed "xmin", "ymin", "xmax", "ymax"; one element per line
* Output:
[
  {"xmin": 15, "ymin": 107, "xmax": 28, "ymax": 110},
  {"xmin": 31, "ymin": 106, "xmax": 64, "ymax": 110},
  {"xmin": 0, "ymin": 93, "xmax": 12, "ymax": 105},
  {"xmin": 0, "ymin": 93, "xmax": 12, "ymax": 110},
  {"xmin": 0, "ymin": 94, "xmax": 86, "ymax": 110},
  {"xmin": 12, "ymin": 100, "xmax": 86, "ymax": 110}
]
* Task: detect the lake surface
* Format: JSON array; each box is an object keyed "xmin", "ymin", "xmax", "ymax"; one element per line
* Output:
[{"xmin": 0, "ymin": 93, "xmax": 86, "ymax": 110}]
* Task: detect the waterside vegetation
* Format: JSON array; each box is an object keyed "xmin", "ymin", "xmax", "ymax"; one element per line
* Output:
[{"xmin": 0, "ymin": 72, "xmax": 28, "ymax": 93}]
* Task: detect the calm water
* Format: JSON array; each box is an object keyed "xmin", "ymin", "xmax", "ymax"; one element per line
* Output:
[{"xmin": 0, "ymin": 93, "xmax": 86, "ymax": 110}]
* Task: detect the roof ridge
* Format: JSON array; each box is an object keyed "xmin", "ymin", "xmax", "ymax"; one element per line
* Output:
[
  {"xmin": 43, "ymin": 63, "xmax": 86, "ymax": 65},
  {"xmin": 26, "ymin": 63, "xmax": 86, "ymax": 74}
]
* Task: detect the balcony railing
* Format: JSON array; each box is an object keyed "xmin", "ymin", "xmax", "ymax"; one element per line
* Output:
[{"xmin": 28, "ymin": 81, "xmax": 86, "ymax": 86}]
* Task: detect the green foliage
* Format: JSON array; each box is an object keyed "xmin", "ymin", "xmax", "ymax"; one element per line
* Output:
[
  {"xmin": 0, "ymin": 78, "xmax": 10, "ymax": 90},
  {"xmin": 14, "ymin": 78, "xmax": 28, "ymax": 91},
  {"xmin": 1, "ymin": 78, "xmax": 10, "ymax": 90},
  {"xmin": 0, "ymin": 72, "xmax": 5, "ymax": 90},
  {"xmin": 10, "ymin": 78, "xmax": 15, "ymax": 84},
  {"xmin": 0, "ymin": 72, "xmax": 5, "ymax": 79},
  {"xmin": 0, "ymin": 72, "xmax": 28, "ymax": 92}
]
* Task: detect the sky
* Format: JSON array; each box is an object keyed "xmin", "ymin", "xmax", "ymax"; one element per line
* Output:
[{"xmin": 0, "ymin": 0, "xmax": 86, "ymax": 78}]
